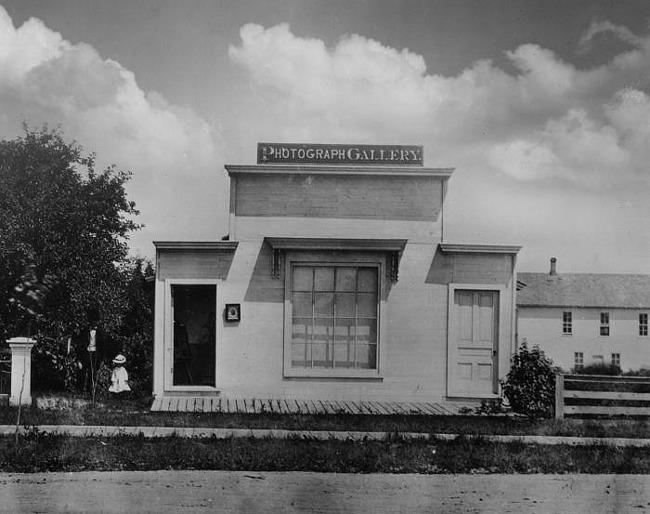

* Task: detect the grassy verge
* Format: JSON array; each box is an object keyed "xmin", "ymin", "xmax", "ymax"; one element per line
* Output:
[
  {"xmin": 4, "ymin": 394, "xmax": 650, "ymax": 474},
  {"xmin": 1, "ymin": 431, "xmax": 649, "ymax": 474}
]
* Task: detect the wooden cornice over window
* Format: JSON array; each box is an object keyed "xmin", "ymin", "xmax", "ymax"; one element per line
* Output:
[
  {"xmin": 264, "ymin": 237, "xmax": 407, "ymax": 282},
  {"xmin": 226, "ymin": 164, "xmax": 454, "ymax": 179},
  {"xmin": 439, "ymin": 243, "xmax": 522, "ymax": 255},
  {"xmin": 153, "ymin": 241, "xmax": 239, "ymax": 252}
]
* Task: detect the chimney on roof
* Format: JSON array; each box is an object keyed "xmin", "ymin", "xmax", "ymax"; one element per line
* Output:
[{"xmin": 550, "ymin": 257, "xmax": 557, "ymax": 276}]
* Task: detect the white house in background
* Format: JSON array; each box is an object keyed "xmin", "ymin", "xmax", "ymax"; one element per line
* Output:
[
  {"xmin": 151, "ymin": 143, "xmax": 521, "ymax": 410},
  {"xmin": 517, "ymin": 258, "xmax": 650, "ymax": 372}
]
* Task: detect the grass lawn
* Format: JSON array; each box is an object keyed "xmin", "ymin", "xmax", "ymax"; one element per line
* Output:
[{"xmin": 2, "ymin": 430, "xmax": 649, "ymax": 474}]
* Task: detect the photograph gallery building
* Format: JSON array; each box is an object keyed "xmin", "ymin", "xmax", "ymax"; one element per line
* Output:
[{"xmin": 152, "ymin": 143, "xmax": 521, "ymax": 410}]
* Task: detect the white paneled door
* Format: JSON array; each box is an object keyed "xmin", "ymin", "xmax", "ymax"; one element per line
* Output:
[{"xmin": 448, "ymin": 290, "xmax": 499, "ymax": 397}]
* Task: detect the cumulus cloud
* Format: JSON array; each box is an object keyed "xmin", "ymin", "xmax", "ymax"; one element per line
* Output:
[
  {"xmin": 228, "ymin": 23, "xmax": 435, "ymax": 142},
  {"xmin": 229, "ymin": 22, "xmax": 650, "ymax": 271},
  {"xmin": 605, "ymin": 88, "xmax": 650, "ymax": 171},
  {"xmin": 229, "ymin": 22, "xmax": 650, "ymax": 187},
  {"xmin": 0, "ymin": 8, "xmax": 68, "ymax": 85},
  {"xmin": 579, "ymin": 20, "xmax": 644, "ymax": 51},
  {"xmin": 488, "ymin": 139, "xmax": 564, "ymax": 182},
  {"xmin": 0, "ymin": 6, "xmax": 226, "ymax": 255}
]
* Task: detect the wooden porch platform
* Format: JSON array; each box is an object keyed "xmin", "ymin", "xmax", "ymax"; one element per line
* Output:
[{"xmin": 150, "ymin": 397, "xmax": 474, "ymax": 415}]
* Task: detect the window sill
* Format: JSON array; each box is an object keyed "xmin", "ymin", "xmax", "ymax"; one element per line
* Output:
[{"xmin": 284, "ymin": 369, "xmax": 382, "ymax": 380}]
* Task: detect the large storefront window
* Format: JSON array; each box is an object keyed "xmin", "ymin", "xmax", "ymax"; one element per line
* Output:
[
  {"xmin": 290, "ymin": 264, "xmax": 378, "ymax": 370},
  {"xmin": 172, "ymin": 284, "xmax": 216, "ymax": 387}
]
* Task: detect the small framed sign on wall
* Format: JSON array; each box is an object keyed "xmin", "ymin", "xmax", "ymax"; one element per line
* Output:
[{"xmin": 225, "ymin": 304, "xmax": 241, "ymax": 322}]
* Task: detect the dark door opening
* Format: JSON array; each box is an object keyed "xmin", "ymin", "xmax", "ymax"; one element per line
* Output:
[{"xmin": 172, "ymin": 284, "xmax": 216, "ymax": 387}]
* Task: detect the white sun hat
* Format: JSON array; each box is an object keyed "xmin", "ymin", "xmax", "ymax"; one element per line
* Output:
[{"xmin": 112, "ymin": 354, "xmax": 127, "ymax": 365}]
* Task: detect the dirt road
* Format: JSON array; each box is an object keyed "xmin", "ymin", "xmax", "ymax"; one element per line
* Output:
[{"xmin": 1, "ymin": 471, "xmax": 649, "ymax": 513}]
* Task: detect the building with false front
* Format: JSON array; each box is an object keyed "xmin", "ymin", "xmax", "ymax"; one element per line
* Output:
[{"xmin": 152, "ymin": 143, "xmax": 521, "ymax": 410}]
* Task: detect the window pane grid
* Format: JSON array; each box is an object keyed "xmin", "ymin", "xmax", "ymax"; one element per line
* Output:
[
  {"xmin": 574, "ymin": 352, "xmax": 584, "ymax": 370},
  {"xmin": 600, "ymin": 312, "xmax": 610, "ymax": 336},
  {"xmin": 291, "ymin": 265, "xmax": 378, "ymax": 370},
  {"xmin": 640, "ymin": 314, "xmax": 648, "ymax": 336},
  {"xmin": 563, "ymin": 311, "xmax": 572, "ymax": 334}
]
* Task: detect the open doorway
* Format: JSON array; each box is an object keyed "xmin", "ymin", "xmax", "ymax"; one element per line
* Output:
[{"xmin": 171, "ymin": 284, "xmax": 216, "ymax": 387}]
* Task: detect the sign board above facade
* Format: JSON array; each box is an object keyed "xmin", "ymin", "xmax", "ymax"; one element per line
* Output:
[{"xmin": 257, "ymin": 143, "xmax": 423, "ymax": 166}]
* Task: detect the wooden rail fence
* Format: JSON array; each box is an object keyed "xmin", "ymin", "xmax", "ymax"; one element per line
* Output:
[{"xmin": 555, "ymin": 373, "xmax": 650, "ymax": 419}]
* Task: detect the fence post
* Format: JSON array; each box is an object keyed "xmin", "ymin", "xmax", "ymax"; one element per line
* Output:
[
  {"xmin": 555, "ymin": 372, "xmax": 564, "ymax": 420},
  {"xmin": 8, "ymin": 337, "xmax": 36, "ymax": 406}
]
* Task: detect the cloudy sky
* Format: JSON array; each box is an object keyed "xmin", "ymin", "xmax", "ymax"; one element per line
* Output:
[{"xmin": 2, "ymin": 0, "xmax": 650, "ymax": 273}]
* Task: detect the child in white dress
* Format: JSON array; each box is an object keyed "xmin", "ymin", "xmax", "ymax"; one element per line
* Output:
[{"xmin": 109, "ymin": 354, "xmax": 131, "ymax": 393}]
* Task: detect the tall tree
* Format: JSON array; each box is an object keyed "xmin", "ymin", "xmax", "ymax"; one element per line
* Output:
[
  {"xmin": 116, "ymin": 258, "xmax": 155, "ymax": 392},
  {"xmin": 0, "ymin": 126, "xmax": 140, "ymax": 342}
]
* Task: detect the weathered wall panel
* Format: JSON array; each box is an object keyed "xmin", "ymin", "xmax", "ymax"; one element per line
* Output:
[
  {"xmin": 158, "ymin": 251, "xmax": 235, "ymax": 281},
  {"xmin": 154, "ymin": 242, "xmax": 518, "ymax": 402},
  {"xmin": 235, "ymin": 174, "xmax": 442, "ymax": 222},
  {"xmin": 234, "ymin": 217, "xmax": 441, "ymax": 243}
]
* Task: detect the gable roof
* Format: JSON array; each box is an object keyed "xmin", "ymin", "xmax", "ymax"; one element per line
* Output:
[{"xmin": 517, "ymin": 273, "xmax": 650, "ymax": 309}]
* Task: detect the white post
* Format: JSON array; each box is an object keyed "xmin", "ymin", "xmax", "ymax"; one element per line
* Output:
[
  {"xmin": 8, "ymin": 337, "xmax": 36, "ymax": 406},
  {"xmin": 555, "ymin": 372, "xmax": 564, "ymax": 421}
]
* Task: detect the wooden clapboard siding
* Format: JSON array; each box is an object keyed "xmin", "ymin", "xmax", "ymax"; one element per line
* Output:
[
  {"xmin": 450, "ymin": 254, "xmax": 513, "ymax": 285},
  {"xmin": 235, "ymin": 217, "xmax": 441, "ymax": 243},
  {"xmin": 242, "ymin": 240, "xmax": 284, "ymax": 302},
  {"xmin": 426, "ymin": 252, "xmax": 515, "ymax": 287},
  {"xmin": 215, "ymin": 242, "xmax": 451, "ymax": 401},
  {"xmin": 158, "ymin": 250, "xmax": 235, "ymax": 280},
  {"xmin": 384, "ymin": 275, "xmax": 449, "ymax": 382},
  {"xmin": 151, "ymin": 240, "xmax": 517, "ymax": 403},
  {"xmin": 234, "ymin": 174, "xmax": 442, "ymax": 222}
]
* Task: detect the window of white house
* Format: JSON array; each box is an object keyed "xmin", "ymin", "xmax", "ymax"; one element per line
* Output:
[
  {"xmin": 563, "ymin": 312, "xmax": 572, "ymax": 335},
  {"xmin": 640, "ymin": 313, "xmax": 648, "ymax": 336},
  {"xmin": 289, "ymin": 264, "xmax": 379, "ymax": 372},
  {"xmin": 611, "ymin": 353, "xmax": 621, "ymax": 367},
  {"xmin": 574, "ymin": 352, "xmax": 584, "ymax": 370},
  {"xmin": 600, "ymin": 312, "xmax": 610, "ymax": 336}
]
